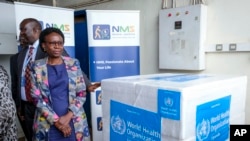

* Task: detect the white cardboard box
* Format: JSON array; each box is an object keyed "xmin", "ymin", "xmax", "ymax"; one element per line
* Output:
[{"xmin": 101, "ymin": 73, "xmax": 247, "ymax": 141}]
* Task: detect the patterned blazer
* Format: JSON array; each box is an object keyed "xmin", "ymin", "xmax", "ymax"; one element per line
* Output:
[{"xmin": 30, "ymin": 56, "xmax": 90, "ymax": 141}]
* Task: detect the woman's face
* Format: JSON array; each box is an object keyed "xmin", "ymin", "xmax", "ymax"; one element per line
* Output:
[{"xmin": 42, "ymin": 32, "xmax": 64, "ymax": 58}]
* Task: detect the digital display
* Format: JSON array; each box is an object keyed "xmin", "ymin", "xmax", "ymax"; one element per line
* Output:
[{"xmin": 175, "ymin": 21, "xmax": 182, "ymax": 29}]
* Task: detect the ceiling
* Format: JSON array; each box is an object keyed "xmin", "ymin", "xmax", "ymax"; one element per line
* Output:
[{"xmin": 3, "ymin": 0, "xmax": 112, "ymax": 9}]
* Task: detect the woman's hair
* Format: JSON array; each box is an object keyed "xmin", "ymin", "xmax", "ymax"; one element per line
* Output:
[{"xmin": 39, "ymin": 27, "xmax": 65, "ymax": 52}]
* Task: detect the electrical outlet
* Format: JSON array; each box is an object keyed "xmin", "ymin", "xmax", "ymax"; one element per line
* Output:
[
  {"xmin": 216, "ymin": 44, "xmax": 223, "ymax": 51},
  {"xmin": 229, "ymin": 43, "xmax": 237, "ymax": 51}
]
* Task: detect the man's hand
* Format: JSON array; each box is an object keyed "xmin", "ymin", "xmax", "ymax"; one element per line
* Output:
[
  {"xmin": 17, "ymin": 107, "xmax": 25, "ymax": 121},
  {"xmin": 87, "ymin": 82, "xmax": 101, "ymax": 92}
]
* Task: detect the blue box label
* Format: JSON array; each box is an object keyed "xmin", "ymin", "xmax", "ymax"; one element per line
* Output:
[
  {"xmin": 196, "ymin": 95, "xmax": 231, "ymax": 141},
  {"xmin": 158, "ymin": 89, "xmax": 181, "ymax": 120},
  {"xmin": 110, "ymin": 100, "xmax": 161, "ymax": 141},
  {"xmin": 151, "ymin": 74, "xmax": 209, "ymax": 82}
]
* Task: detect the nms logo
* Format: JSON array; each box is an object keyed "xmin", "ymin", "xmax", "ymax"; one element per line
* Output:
[
  {"xmin": 93, "ymin": 24, "xmax": 110, "ymax": 40},
  {"xmin": 40, "ymin": 21, "xmax": 70, "ymax": 32},
  {"xmin": 112, "ymin": 25, "xmax": 135, "ymax": 33}
]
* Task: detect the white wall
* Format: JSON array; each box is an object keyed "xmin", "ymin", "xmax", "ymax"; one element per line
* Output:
[{"xmin": 77, "ymin": 0, "xmax": 250, "ymax": 124}]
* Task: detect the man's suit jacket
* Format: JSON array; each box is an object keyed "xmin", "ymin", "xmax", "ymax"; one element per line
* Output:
[
  {"xmin": 10, "ymin": 52, "xmax": 30, "ymax": 138},
  {"xmin": 10, "ymin": 53, "xmax": 20, "ymax": 106}
]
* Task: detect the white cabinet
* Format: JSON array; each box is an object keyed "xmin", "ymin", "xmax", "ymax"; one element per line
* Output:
[
  {"xmin": 0, "ymin": 33, "xmax": 18, "ymax": 54},
  {"xmin": 0, "ymin": 2, "xmax": 18, "ymax": 54},
  {"xmin": 159, "ymin": 4, "xmax": 207, "ymax": 70}
]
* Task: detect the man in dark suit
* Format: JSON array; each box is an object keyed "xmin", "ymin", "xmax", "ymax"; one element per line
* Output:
[{"xmin": 15, "ymin": 18, "xmax": 47, "ymax": 141}]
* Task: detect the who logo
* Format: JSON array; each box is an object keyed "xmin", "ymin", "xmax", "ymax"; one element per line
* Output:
[
  {"xmin": 111, "ymin": 115, "xmax": 126, "ymax": 135},
  {"xmin": 93, "ymin": 24, "xmax": 110, "ymax": 40}
]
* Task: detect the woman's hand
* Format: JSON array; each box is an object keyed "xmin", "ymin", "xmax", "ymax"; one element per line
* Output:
[
  {"xmin": 54, "ymin": 110, "xmax": 74, "ymax": 137},
  {"xmin": 76, "ymin": 132, "xmax": 83, "ymax": 140},
  {"xmin": 59, "ymin": 110, "xmax": 74, "ymax": 126},
  {"xmin": 54, "ymin": 120, "xmax": 71, "ymax": 137}
]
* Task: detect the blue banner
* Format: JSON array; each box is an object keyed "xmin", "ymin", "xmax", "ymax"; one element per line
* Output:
[
  {"xmin": 86, "ymin": 10, "xmax": 140, "ymax": 82},
  {"xmin": 89, "ymin": 46, "xmax": 140, "ymax": 82},
  {"xmin": 86, "ymin": 10, "xmax": 140, "ymax": 141}
]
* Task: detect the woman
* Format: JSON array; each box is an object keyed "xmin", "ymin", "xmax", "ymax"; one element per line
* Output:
[
  {"xmin": 30, "ymin": 27, "xmax": 90, "ymax": 141},
  {"xmin": 0, "ymin": 65, "xmax": 17, "ymax": 141}
]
